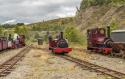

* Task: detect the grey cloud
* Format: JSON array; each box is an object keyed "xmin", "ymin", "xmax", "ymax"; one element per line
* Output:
[{"xmin": 0, "ymin": 0, "xmax": 81, "ymax": 23}]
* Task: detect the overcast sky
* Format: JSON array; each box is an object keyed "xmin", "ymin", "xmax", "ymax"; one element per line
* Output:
[{"xmin": 0, "ymin": 0, "xmax": 81, "ymax": 24}]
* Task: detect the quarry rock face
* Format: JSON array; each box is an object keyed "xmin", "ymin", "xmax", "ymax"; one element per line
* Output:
[{"xmin": 76, "ymin": 3, "xmax": 125, "ymax": 31}]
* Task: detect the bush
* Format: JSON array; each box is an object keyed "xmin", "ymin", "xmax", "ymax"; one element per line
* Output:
[
  {"xmin": 64, "ymin": 26, "xmax": 85, "ymax": 45},
  {"xmin": 110, "ymin": 22, "xmax": 118, "ymax": 31}
]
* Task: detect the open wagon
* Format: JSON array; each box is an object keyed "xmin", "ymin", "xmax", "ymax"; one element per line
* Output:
[{"xmin": 111, "ymin": 30, "xmax": 125, "ymax": 58}]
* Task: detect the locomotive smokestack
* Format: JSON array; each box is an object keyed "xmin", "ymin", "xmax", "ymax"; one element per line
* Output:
[
  {"xmin": 60, "ymin": 32, "xmax": 63, "ymax": 39},
  {"xmin": 107, "ymin": 26, "xmax": 111, "ymax": 38}
]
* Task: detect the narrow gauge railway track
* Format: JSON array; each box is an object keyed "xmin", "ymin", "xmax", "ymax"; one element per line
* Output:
[
  {"xmin": 59, "ymin": 55, "xmax": 125, "ymax": 79},
  {"xmin": 0, "ymin": 46, "xmax": 30, "ymax": 77}
]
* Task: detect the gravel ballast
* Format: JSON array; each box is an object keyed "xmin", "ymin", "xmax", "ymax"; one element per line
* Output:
[{"xmin": 70, "ymin": 50, "xmax": 125, "ymax": 74}]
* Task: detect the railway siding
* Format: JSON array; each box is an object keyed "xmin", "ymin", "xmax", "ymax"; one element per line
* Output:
[
  {"xmin": 0, "ymin": 47, "xmax": 31, "ymax": 77},
  {"xmin": 59, "ymin": 55, "xmax": 125, "ymax": 79}
]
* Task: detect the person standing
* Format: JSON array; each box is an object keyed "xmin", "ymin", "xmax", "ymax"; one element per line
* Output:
[
  {"xmin": 15, "ymin": 36, "xmax": 19, "ymax": 48},
  {"xmin": 8, "ymin": 34, "xmax": 13, "ymax": 48}
]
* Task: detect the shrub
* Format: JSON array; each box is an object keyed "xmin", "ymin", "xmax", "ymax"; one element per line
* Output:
[
  {"xmin": 110, "ymin": 22, "xmax": 118, "ymax": 31},
  {"xmin": 64, "ymin": 26, "xmax": 85, "ymax": 45}
]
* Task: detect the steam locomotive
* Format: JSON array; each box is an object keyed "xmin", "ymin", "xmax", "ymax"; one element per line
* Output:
[
  {"xmin": 49, "ymin": 32, "xmax": 72, "ymax": 54},
  {"xmin": 0, "ymin": 34, "xmax": 25, "ymax": 51},
  {"xmin": 87, "ymin": 27, "xmax": 113, "ymax": 54}
]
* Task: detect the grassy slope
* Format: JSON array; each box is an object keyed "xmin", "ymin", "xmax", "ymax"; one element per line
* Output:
[{"xmin": 27, "ymin": 17, "xmax": 75, "ymax": 30}]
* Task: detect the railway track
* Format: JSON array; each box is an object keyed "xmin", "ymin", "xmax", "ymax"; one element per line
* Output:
[
  {"xmin": 59, "ymin": 55, "xmax": 125, "ymax": 79},
  {"xmin": 0, "ymin": 46, "xmax": 30, "ymax": 77},
  {"xmin": 31, "ymin": 46, "xmax": 125, "ymax": 78}
]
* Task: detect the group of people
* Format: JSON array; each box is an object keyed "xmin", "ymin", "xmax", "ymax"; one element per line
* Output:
[{"xmin": 8, "ymin": 33, "xmax": 21, "ymax": 48}]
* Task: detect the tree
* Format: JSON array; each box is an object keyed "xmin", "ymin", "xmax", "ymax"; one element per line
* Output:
[
  {"xmin": 16, "ymin": 23, "xmax": 24, "ymax": 26},
  {"xmin": 64, "ymin": 26, "xmax": 84, "ymax": 45},
  {"xmin": 110, "ymin": 22, "xmax": 118, "ymax": 31},
  {"xmin": 14, "ymin": 26, "xmax": 28, "ymax": 35},
  {"xmin": 0, "ymin": 27, "xmax": 3, "ymax": 35},
  {"xmin": 14, "ymin": 26, "xmax": 20, "ymax": 34},
  {"xmin": 34, "ymin": 33, "xmax": 40, "ymax": 39}
]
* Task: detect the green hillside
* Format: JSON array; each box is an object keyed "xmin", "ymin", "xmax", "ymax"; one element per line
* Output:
[
  {"xmin": 26, "ymin": 17, "xmax": 86, "ymax": 45},
  {"xmin": 28, "ymin": 17, "xmax": 74, "ymax": 31}
]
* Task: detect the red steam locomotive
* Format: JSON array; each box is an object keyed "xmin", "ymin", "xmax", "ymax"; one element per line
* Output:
[
  {"xmin": 87, "ymin": 27, "xmax": 113, "ymax": 54},
  {"xmin": 49, "ymin": 32, "xmax": 72, "ymax": 54}
]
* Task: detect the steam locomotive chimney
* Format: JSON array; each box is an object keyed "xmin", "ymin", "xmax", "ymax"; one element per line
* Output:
[
  {"xmin": 60, "ymin": 32, "xmax": 63, "ymax": 39},
  {"xmin": 107, "ymin": 26, "xmax": 111, "ymax": 38}
]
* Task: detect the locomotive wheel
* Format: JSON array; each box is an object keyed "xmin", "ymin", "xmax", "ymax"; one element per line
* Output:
[{"xmin": 104, "ymin": 38, "xmax": 113, "ymax": 47}]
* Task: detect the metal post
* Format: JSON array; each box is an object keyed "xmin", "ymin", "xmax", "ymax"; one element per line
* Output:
[{"xmin": 107, "ymin": 26, "xmax": 111, "ymax": 38}]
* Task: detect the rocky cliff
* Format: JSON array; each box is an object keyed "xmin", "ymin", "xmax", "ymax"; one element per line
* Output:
[{"xmin": 76, "ymin": 0, "xmax": 125, "ymax": 31}]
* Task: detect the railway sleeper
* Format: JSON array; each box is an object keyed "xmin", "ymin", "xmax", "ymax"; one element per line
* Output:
[
  {"xmin": 103, "ymin": 71, "xmax": 124, "ymax": 78},
  {"xmin": 0, "ymin": 74, "xmax": 7, "ymax": 77},
  {"xmin": 0, "ymin": 67, "xmax": 15, "ymax": 73},
  {"xmin": 3, "ymin": 71, "xmax": 11, "ymax": 74},
  {"xmin": 0, "ymin": 66, "xmax": 10, "ymax": 69},
  {"xmin": 3, "ymin": 63, "xmax": 12, "ymax": 65},
  {"xmin": 0, "ymin": 65, "xmax": 10, "ymax": 68},
  {"xmin": 0, "ymin": 72, "xmax": 11, "ymax": 77}
]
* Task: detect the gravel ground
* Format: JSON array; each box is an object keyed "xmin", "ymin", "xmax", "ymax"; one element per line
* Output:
[
  {"xmin": 0, "ymin": 48, "xmax": 24, "ymax": 64},
  {"xmin": 70, "ymin": 50, "xmax": 125, "ymax": 74},
  {"xmin": 1, "ymin": 43, "xmax": 125, "ymax": 79},
  {"xmin": 1, "ymin": 48, "xmax": 111, "ymax": 79}
]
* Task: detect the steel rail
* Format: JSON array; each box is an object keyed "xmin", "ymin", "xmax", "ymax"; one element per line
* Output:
[
  {"xmin": 0, "ymin": 47, "xmax": 30, "ymax": 77},
  {"xmin": 59, "ymin": 55, "xmax": 125, "ymax": 79}
]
